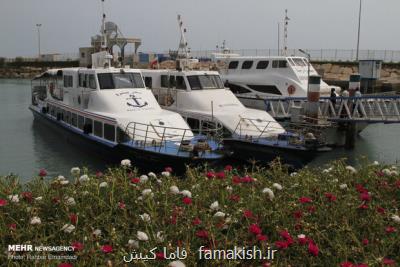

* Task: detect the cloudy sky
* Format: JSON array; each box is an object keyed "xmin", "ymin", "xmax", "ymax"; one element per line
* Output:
[{"xmin": 0, "ymin": 0, "xmax": 399, "ymax": 57}]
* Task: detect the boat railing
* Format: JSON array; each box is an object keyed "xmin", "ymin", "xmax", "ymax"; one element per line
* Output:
[
  {"xmin": 123, "ymin": 121, "xmax": 221, "ymax": 154},
  {"xmin": 233, "ymin": 117, "xmax": 285, "ymax": 139}
]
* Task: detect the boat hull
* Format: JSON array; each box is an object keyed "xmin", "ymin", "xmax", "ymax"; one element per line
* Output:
[
  {"xmin": 30, "ymin": 107, "xmax": 221, "ymax": 172},
  {"xmin": 223, "ymin": 138, "xmax": 321, "ymax": 168}
]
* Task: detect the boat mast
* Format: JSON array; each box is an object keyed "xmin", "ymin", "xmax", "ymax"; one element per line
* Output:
[
  {"xmin": 177, "ymin": 14, "xmax": 190, "ymax": 70},
  {"xmin": 283, "ymin": 9, "xmax": 290, "ymax": 56},
  {"xmin": 100, "ymin": 0, "xmax": 111, "ymax": 68}
]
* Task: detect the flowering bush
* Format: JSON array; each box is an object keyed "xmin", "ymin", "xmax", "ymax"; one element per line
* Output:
[{"xmin": 0, "ymin": 160, "xmax": 399, "ymax": 266}]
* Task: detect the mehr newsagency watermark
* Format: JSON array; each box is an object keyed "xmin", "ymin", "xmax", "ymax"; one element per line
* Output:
[{"xmin": 7, "ymin": 244, "xmax": 77, "ymax": 261}]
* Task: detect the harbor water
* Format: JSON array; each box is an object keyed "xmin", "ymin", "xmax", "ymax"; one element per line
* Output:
[{"xmin": 0, "ymin": 79, "xmax": 399, "ymax": 181}]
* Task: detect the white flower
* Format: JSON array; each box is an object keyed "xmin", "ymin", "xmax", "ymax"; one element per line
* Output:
[
  {"xmin": 137, "ymin": 231, "xmax": 149, "ymax": 241},
  {"xmin": 262, "ymin": 188, "xmax": 275, "ymax": 200},
  {"xmin": 137, "ymin": 196, "xmax": 143, "ymax": 201},
  {"xmin": 168, "ymin": 260, "xmax": 186, "ymax": 267},
  {"xmin": 161, "ymin": 171, "xmax": 170, "ymax": 177},
  {"xmin": 391, "ymin": 166, "xmax": 397, "ymax": 170},
  {"xmin": 390, "ymin": 170, "xmax": 399, "ymax": 176},
  {"xmin": 214, "ymin": 211, "xmax": 225, "ymax": 218},
  {"xmin": 61, "ymin": 224, "xmax": 75, "ymax": 233},
  {"xmin": 339, "ymin": 183, "xmax": 348, "ymax": 190},
  {"xmin": 170, "ymin": 186, "xmax": 180, "ymax": 194},
  {"xmin": 30, "ymin": 216, "xmax": 41, "ymax": 225},
  {"xmin": 65, "ymin": 197, "xmax": 76, "ymax": 206},
  {"xmin": 191, "ymin": 184, "xmax": 200, "ymax": 189},
  {"xmin": 272, "ymin": 183, "xmax": 283, "ymax": 190},
  {"xmin": 148, "ymin": 172, "xmax": 157, "ymax": 179},
  {"xmin": 121, "ymin": 159, "xmax": 131, "ymax": 167},
  {"xmin": 79, "ymin": 175, "xmax": 89, "ymax": 182},
  {"xmin": 345, "ymin": 165, "xmax": 357, "ymax": 174},
  {"xmin": 382, "ymin": 168, "xmax": 391, "ymax": 175},
  {"xmin": 391, "ymin": 215, "xmax": 400, "ymax": 224},
  {"xmin": 8, "ymin": 195, "xmax": 19, "ymax": 203},
  {"xmin": 322, "ymin": 169, "xmax": 330, "ymax": 173},
  {"xmin": 290, "ymin": 172, "xmax": 298, "ymax": 177},
  {"xmin": 139, "ymin": 213, "xmax": 151, "ymax": 222},
  {"xmin": 332, "ymin": 179, "xmax": 339, "ymax": 183},
  {"xmin": 128, "ymin": 239, "xmax": 139, "ymax": 248},
  {"xmin": 225, "ymin": 217, "xmax": 232, "ymax": 223},
  {"xmin": 70, "ymin": 167, "xmax": 80, "ymax": 176},
  {"xmin": 93, "ymin": 229, "xmax": 102, "ymax": 237},
  {"xmin": 35, "ymin": 196, "xmax": 43, "ymax": 201},
  {"xmin": 57, "ymin": 175, "xmax": 66, "ymax": 181},
  {"xmin": 298, "ymin": 234, "xmax": 306, "ymax": 239},
  {"xmin": 156, "ymin": 179, "xmax": 162, "ymax": 185},
  {"xmin": 210, "ymin": 201, "xmax": 219, "ymax": 210},
  {"xmin": 372, "ymin": 161, "xmax": 379, "ymax": 166},
  {"xmin": 180, "ymin": 190, "xmax": 192, "ymax": 198},
  {"xmin": 82, "ymin": 191, "xmax": 89, "ymax": 196},
  {"xmin": 99, "ymin": 182, "xmax": 108, "ymax": 188},
  {"xmin": 60, "ymin": 180, "xmax": 69, "ymax": 185},
  {"xmin": 142, "ymin": 189, "xmax": 153, "ymax": 197},
  {"xmin": 156, "ymin": 231, "xmax": 164, "ymax": 242},
  {"xmin": 140, "ymin": 175, "xmax": 148, "ymax": 183},
  {"xmin": 226, "ymin": 186, "xmax": 233, "ymax": 192}
]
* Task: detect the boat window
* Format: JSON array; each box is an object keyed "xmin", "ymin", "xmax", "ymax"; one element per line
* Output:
[
  {"xmin": 292, "ymin": 58, "xmax": 306, "ymax": 66},
  {"xmin": 49, "ymin": 105, "xmax": 56, "ymax": 117},
  {"xmin": 169, "ymin": 76, "xmax": 176, "ymax": 88},
  {"xmin": 176, "ymin": 76, "xmax": 186, "ymax": 90},
  {"xmin": 84, "ymin": 118, "xmax": 93, "ymax": 133},
  {"xmin": 242, "ymin": 61, "xmax": 253, "ymax": 69},
  {"xmin": 228, "ymin": 83, "xmax": 252, "ymax": 94},
  {"xmin": 104, "ymin": 124, "xmax": 115, "ymax": 142},
  {"xmin": 187, "ymin": 75, "xmax": 224, "ymax": 90},
  {"xmin": 97, "ymin": 73, "xmax": 145, "ymax": 89},
  {"xmin": 63, "ymin": 75, "xmax": 73, "ymax": 87},
  {"xmin": 78, "ymin": 74, "xmax": 85, "ymax": 87},
  {"xmin": 78, "ymin": 115, "xmax": 84, "ymax": 130},
  {"xmin": 93, "ymin": 120, "xmax": 103, "ymax": 137},
  {"xmin": 161, "ymin": 75, "xmax": 169, "ymax": 88},
  {"xmin": 256, "ymin": 61, "xmax": 269, "ymax": 69},
  {"xmin": 71, "ymin": 113, "xmax": 77, "ymax": 127},
  {"xmin": 272, "ymin": 60, "xmax": 288, "ymax": 68},
  {"xmin": 302, "ymin": 58, "xmax": 309, "ymax": 66},
  {"xmin": 287, "ymin": 58, "xmax": 295, "ymax": 66},
  {"xmin": 228, "ymin": 61, "xmax": 239, "ymax": 69},
  {"xmin": 89, "ymin": 74, "xmax": 97, "ymax": 89},
  {"xmin": 247, "ymin": 85, "xmax": 282, "ymax": 95},
  {"xmin": 66, "ymin": 111, "xmax": 71, "ymax": 124},
  {"xmin": 144, "ymin": 77, "xmax": 152, "ymax": 88},
  {"xmin": 187, "ymin": 118, "xmax": 200, "ymax": 130}
]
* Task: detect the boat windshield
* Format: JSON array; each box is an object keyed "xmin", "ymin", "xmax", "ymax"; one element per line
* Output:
[
  {"xmin": 291, "ymin": 58, "xmax": 307, "ymax": 67},
  {"xmin": 187, "ymin": 75, "xmax": 224, "ymax": 90},
  {"xmin": 97, "ymin": 73, "xmax": 145, "ymax": 89}
]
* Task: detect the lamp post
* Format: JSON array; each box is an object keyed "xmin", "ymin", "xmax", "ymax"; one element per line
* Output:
[
  {"xmin": 36, "ymin": 24, "xmax": 42, "ymax": 59},
  {"xmin": 298, "ymin": 49, "xmax": 311, "ymax": 93},
  {"xmin": 356, "ymin": 0, "xmax": 362, "ymax": 61}
]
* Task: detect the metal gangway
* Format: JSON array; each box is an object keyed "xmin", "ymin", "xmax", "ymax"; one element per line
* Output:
[{"xmin": 263, "ymin": 95, "xmax": 400, "ymax": 123}]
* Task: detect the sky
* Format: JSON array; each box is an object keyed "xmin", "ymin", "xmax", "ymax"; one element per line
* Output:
[{"xmin": 0, "ymin": 0, "xmax": 399, "ymax": 57}]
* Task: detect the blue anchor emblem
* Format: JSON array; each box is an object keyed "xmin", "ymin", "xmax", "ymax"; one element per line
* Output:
[{"xmin": 126, "ymin": 93, "xmax": 148, "ymax": 108}]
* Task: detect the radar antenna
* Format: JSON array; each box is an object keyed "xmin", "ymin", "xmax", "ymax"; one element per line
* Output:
[
  {"xmin": 283, "ymin": 9, "xmax": 290, "ymax": 56},
  {"xmin": 177, "ymin": 15, "xmax": 190, "ymax": 62}
]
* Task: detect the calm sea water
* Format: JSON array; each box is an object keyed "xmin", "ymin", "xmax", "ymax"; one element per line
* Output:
[{"xmin": 0, "ymin": 79, "xmax": 399, "ymax": 181}]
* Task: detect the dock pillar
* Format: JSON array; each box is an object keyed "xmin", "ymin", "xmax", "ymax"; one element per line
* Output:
[
  {"xmin": 305, "ymin": 75, "xmax": 321, "ymax": 123},
  {"xmin": 345, "ymin": 122, "xmax": 356, "ymax": 149}
]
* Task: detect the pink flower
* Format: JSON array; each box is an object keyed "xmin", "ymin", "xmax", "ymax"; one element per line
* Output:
[
  {"xmin": 8, "ymin": 223, "xmax": 17, "ymax": 230},
  {"xmin": 355, "ymin": 184, "xmax": 368, "ymax": 193},
  {"xmin": 382, "ymin": 258, "xmax": 396, "ymax": 265},
  {"xmin": 385, "ymin": 226, "xmax": 396, "ymax": 234},
  {"xmin": 243, "ymin": 210, "xmax": 254, "ymax": 219},
  {"xmin": 275, "ymin": 240, "xmax": 289, "ymax": 250},
  {"xmin": 241, "ymin": 176, "xmax": 254, "ymax": 183},
  {"xmin": 96, "ymin": 171, "xmax": 103, "ymax": 178},
  {"xmin": 307, "ymin": 206, "xmax": 317, "ymax": 213},
  {"xmin": 257, "ymin": 234, "xmax": 268, "ymax": 242},
  {"xmin": 324, "ymin": 192, "xmax": 337, "ymax": 202},
  {"xmin": 298, "ymin": 235, "xmax": 308, "ymax": 245},
  {"xmin": 69, "ymin": 213, "xmax": 78, "ymax": 224},
  {"xmin": 232, "ymin": 176, "xmax": 241, "ymax": 184},
  {"xmin": 164, "ymin": 167, "xmax": 173, "ymax": 173},
  {"xmin": 361, "ymin": 238, "xmax": 369, "ymax": 246},
  {"xmin": 355, "ymin": 264, "xmax": 368, "ymax": 267},
  {"xmin": 101, "ymin": 245, "xmax": 113, "ymax": 253},
  {"xmin": 196, "ymin": 230, "xmax": 209, "ymax": 239},
  {"xmin": 340, "ymin": 262, "xmax": 354, "ymax": 267},
  {"xmin": 308, "ymin": 242, "xmax": 319, "ymax": 256},
  {"xmin": 224, "ymin": 165, "xmax": 233, "ymax": 172},
  {"xmin": 299, "ymin": 197, "xmax": 312, "ymax": 204},
  {"xmin": 359, "ymin": 192, "xmax": 371, "ymax": 202},
  {"xmin": 359, "ymin": 204, "xmax": 369, "ymax": 210},
  {"xmin": 229, "ymin": 195, "xmax": 240, "ymax": 202},
  {"xmin": 39, "ymin": 168, "xmax": 47, "ymax": 177},
  {"xmin": 118, "ymin": 201, "xmax": 126, "ymax": 209},
  {"xmin": 206, "ymin": 171, "xmax": 215, "ymax": 179},
  {"xmin": 192, "ymin": 218, "xmax": 202, "ymax": 226},
  {"xmin": 216, "ymin": 171, "xmax": 225, "ymax": 179},
  {"xmin": 249, "ymin": 224, "xmax": 262, "ymax": 235},
  {"xmin": 0, "ymin": 199, "xmax": 7, "ymax": 207},
  {"xmin": 71, "ymin": 241, "xmax": 84, "ymax": 251},
  {"xmin": 182, "ymin": 197, "xmax": 192, "ymax": 205},
  {"xmin": 376, "ymin": 207, "xmax": 385, "ymax": 214},
  {"xmin": 58, "ymin": 263, "xmax": 73, "ymax": 267},
  {"xmin": 293, "ymin": 210, "xmax": 303, "ymax": 219},
  {"xmin": 21, "ymin": 192, "xmax": 33, "ymax": 202},
  {"xmin": 156, "ymin": 252, "xmax": 165, "ymax": 260},
  {"xmin": 279, "ymin": 230, "xmax": 291, "ymax": 240},
  {"xmin": 130, "ymin": 177, "xmax": 140, "ymax": 184}
]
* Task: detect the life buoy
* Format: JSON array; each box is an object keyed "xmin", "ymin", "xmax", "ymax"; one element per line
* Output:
[{"xmin": 287, "ymin": 85, "xmax": 296, "ymax": 95}]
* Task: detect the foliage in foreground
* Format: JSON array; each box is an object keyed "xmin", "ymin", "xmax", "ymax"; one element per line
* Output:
[{"xmin": 0, "ymin": 160, "xmax": 400, "ymax": 267}]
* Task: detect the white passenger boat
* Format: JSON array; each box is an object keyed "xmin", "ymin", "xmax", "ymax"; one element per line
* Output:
[
  {"xmin": 29, "ymin": 52, "xmax": 223, "ymax": 170},
  {"xmin": 213, "ymin": 54, "xmax": 340, "ymax": 110}
]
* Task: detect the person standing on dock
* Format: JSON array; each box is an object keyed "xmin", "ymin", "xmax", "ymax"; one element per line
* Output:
[{"xmin": 330, "ymin": 88, "xmax": 337, "ymax": 115}]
